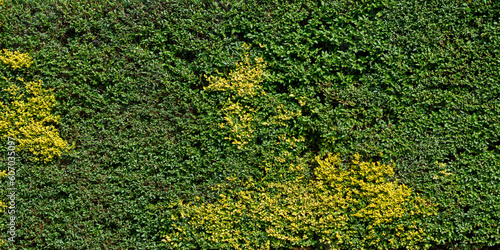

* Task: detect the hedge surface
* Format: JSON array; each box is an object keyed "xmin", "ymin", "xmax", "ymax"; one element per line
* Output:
[{"xmin": 0, "ymin": 0, "xmax": 499, "ymax": 249}]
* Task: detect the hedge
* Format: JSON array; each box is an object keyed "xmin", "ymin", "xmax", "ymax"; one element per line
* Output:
[{"xmin": 0, "ymin": 0, "xmax": 499, "ymax": 249}]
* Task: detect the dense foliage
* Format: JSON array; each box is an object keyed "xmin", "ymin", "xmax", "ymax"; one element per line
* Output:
[
  {"xmin": 166, "ymin": 152, "xmax": 437, "ymax": 249},
  {"xmin": 0, "ymin": 0, "xmax": 499, "ymax": 249},
  {"xmin": 0, "ymin": 77, "xmax": 71, "ymax": 163},
  {"xmin": 164, "ymin": 52, "xmax": 437, "ymax": 249}
]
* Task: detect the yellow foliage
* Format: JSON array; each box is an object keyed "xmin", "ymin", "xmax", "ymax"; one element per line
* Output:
[
  {"xmin": 0, "ymin": 78, "xmax": 72, "ymax": 162},
  {"xmin": 220, "ymin": 100, "xmax": 258, "ymax": 149},
  {"xmin": 203, "ymin": 44, "xmax": 267, "ymax": 149},
  {"xmin": 164, "ymin": 153, "xmax": 437, "ymax": 249},
  {"xmin": 203, "ymin": 44, "xmax": 303, "ymax": 150},
  {"xmin": 204, "ymin": 55, "xmax": 266, "ymax": 98},
  {"xmin": 0, "ymin": 49, "xmax": 34, "ymax": 70},
  {"xmin": 177, "ymin": 43, "xmax": 437, "ymax": 249}
]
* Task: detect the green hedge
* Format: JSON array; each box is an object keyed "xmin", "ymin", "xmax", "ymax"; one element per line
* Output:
[{"xmin": 0, "ymin": 0, "xmax": 499, "ymax": 249}]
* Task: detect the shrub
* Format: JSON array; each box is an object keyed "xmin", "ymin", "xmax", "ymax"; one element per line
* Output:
[
  {"xmin": 0, "ymin": 0, "xmax": 498, "ymax": 248},
  {"xmin": 162, "ymin": 47, "xmax": 437, "ymax": 249},
  {"xmin": 0, "ymin": 49, "xmax": 33, "ymax": 70},
  {"xmin": 163, "ymin": 152, "xmax": 437, "ymax": 249},
  {"xmin": 0, "ymin": 49, "xmax": 71, "ymax": 163},
  {"xmin": 203, "ymin": 44, "xmax": 268, "ymax": 149},
  {"xmin": 0, "ymin": 77, "xmax": 72, "ymax": 163}
]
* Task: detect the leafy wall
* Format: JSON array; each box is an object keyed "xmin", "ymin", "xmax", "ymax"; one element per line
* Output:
[{"xmin": 0, "ymin": 0, "xmax": 498, "ymax": 249}]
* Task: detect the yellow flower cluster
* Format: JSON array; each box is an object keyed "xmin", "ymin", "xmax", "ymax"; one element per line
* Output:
[
  {"xmin": 0, "ymin": 78, "xmax": 71, "ymax": 162},
  {"xmin": 0, "ymin": 49, "xmax": 34, "ymax": 70},
  {"xmin": 164, "ymin": 153, "xmax": 437, "ymax": 249}
]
